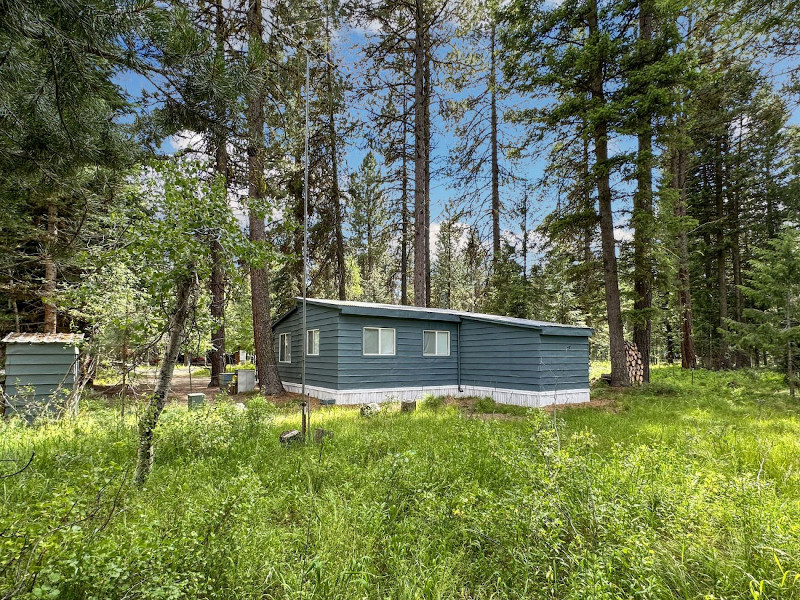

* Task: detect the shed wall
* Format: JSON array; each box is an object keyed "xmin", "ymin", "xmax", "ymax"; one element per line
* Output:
[{"xmin": 3, "ymin": 343, "xmax": 79, "ymax": 413}]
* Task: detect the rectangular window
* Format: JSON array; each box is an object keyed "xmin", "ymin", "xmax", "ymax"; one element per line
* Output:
[
  {"xmin": 306, "ymin": 329, "xmax": 319, "ymax": 356},
  {"xmin": 423, "ymin": 330, "xmax": 450, "ymax": 356},
  {"xmin": 363, "ymin": 327, "xmax": 395, "ymax": 356},
  {"xmin": 279, "ymin": 333, "xmax": 291, "ymax": 363}
]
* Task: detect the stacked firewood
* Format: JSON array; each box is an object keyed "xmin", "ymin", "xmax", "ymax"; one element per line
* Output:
[{"xmin": 625, "ymin": 341, "xmax": 644, "ymax": 385}]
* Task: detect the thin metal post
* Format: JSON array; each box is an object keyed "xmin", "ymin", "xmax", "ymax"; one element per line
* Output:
[{"xmin": 302, "ymin": 49, "xmax": 310, "ymax": 433}]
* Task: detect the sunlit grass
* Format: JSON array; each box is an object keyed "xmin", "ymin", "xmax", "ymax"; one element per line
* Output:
[{"xmin": 2, "ymin": 366, "xmax": 800, "ymax": 598}]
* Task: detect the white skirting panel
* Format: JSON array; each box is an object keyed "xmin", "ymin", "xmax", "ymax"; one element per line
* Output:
[{"xmin": 281, "ymin": 381, "xmax": 590, "ymax": 408}]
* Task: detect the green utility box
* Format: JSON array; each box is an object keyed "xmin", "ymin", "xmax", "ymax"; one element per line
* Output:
[{"xmin": 188, "ymin": 393, "xmax": 206, "ymax": 410}]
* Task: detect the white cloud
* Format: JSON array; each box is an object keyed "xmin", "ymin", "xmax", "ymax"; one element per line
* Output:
[
  {"xmin": 168, "ymin": 130, "xmax": 205, "ymax": 153},
  {"xmin": 614, "ymin": 226, "xmax": 633, "ymax": 243}
]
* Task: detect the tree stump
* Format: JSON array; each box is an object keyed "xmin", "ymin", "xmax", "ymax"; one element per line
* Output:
[{"xmin": 400, "ymin": 400, "xmax": 417, "ymax": 413}]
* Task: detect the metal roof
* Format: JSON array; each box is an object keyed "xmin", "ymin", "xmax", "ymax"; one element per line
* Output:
[
  {"xmin": 274, "ymin": 298, "xmax": 593, "ymax": 336},
  {"xmin": 2, "ymin": 332, "xmax": 85, "ymax": 344}
]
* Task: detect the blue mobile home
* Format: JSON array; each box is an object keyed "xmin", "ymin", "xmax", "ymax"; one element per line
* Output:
[{"xmin": 272, "ymin": 299, "xmax": 592, "ymax": 407}]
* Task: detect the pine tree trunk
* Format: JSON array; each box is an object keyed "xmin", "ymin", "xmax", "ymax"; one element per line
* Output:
[
  {"xmin": 588, "ymin": 0, "xmax": 629, "ymax": 387},
  {"xmin": 209, "ymin": 0, "xmax": 228, "ymax": 387},
  {"xmin": 413, "ymin": 0, "xmax": 427, "ymax": 307},
  {"xmin": 490, "ymin": 22, "xmax": 500, "ymax": 267},
  {"xmin": 788, "ymin": 289, "xmax": 795, "ymax": 398},
  {"xmin": 246, "ymin": 0, "xmax": 283, "ymax": 395},
  {"xmin": 424, "ymin": 52, "xmax": 432, "ymax": 308},
  {"xmin": 401, "ymin": 99, "xmax": 410, "ymax": 306},
  {"xmin": 209, "ymin": 0, "xmax": 229, "ymax": 388},
  {"xmin": 43, "ymin": 202, "xmax": 58, "ymax": 334},
  {"xmin": 134, "ymin": 271, "xmax": 194, "ymax": 486},
  {"xmin": 715, "ymin": 137, "xmax": 729, "ymax": 368},
  {"xmin": 673, "ymin": 146, "xmax": 697, "ymax": 368},
  {"xmin": 325, "ymin": 40, "xmax": 346, "ymax": 301},
  {"xmin": 731, "ymin": 117, "xmax": 748, "ymax": 368},
  {"xmin": 632, "ymin": 0, "xmax": 653, "ymax": 383}
]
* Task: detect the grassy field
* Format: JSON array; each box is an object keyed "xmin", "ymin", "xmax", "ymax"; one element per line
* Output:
[{"xmin": 2, "ymin": 367, "xmax": 800, "ymax": 599}]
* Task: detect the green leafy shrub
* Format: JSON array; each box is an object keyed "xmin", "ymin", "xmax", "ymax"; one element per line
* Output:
[
  {"xmin": 421, "ymin": 393, "xmax": 446, "ymax": 411},
  {"xmin": 245, "ymin": 396, "xmax": 276, "ymax": 430}
]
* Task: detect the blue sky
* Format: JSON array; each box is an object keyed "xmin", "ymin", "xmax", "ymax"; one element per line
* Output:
[{"xmin": 118, "ymin": 21, "xmax": 800, "ymax": 258}]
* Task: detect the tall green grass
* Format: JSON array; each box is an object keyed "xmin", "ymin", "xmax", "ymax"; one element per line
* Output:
[{"xmin": 1, "ymin": 367, "xmax": 799, "ymax": 599}]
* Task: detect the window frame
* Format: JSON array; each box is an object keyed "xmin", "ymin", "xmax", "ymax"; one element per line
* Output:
[
  {"xmin": 306, "ymin": 329, "xmax": 320, "ymax": 356},
  {"xmin": 362, "ymin": 327, "xmax": 396, "ymax": 356},
  {"xmin": 423, "ymin": 329, "xmax": 451, "ymax": 357},
  {"xmin": 278, "ymin": 332, "xmax": 291, "ymax": 363}
]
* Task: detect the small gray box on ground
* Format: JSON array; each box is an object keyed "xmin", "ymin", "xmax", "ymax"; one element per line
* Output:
[{"xmin": 236, "ymin": 369, "xmax": 255, "ymax": 393}]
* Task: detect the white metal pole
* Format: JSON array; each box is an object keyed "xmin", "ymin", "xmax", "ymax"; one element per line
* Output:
[{"xmin": 302, "ymin": 48, "xmax": 310, "ymax": 434}]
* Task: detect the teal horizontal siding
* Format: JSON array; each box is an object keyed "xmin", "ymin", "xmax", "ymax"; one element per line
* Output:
[
  {"xmin": 6, "ymin": 344, "xmax": 78, "ymax": 356},
  {"xmin": 3, "ymin": 343, "xmax": 78, "ymax": 412},
  {"xmin": 459, "ymin": 320, "xmax": 540, "ymax": 392},
  {"xmin": 336, "ymin": 315, "xmax": 458, "ymax": 390},
  {"xmin": 5, "ymin": 353, "xmax": 78, "ymax": 366},
  {"xmin": 274, "ymin": 303, "xmax": 339, "ymax": 388},
  {"xmin": 271, "ymin": 302, "xmax": 591, "ymax": 395},
  {"xmin": 538, "ymin": 334, "xmax": 589, "ymax": 390}
]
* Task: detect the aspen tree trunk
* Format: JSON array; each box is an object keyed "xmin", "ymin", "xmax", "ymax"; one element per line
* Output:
[
  {"xmin": 246, "ymin": 0, "xmax": 283, "ymax": 394},
  {"xmin": 134, "ymin": 271, "xmax": 194, "ymax": 485},
  {"xmin": 672, "ymin": 146, "xmax": 697, "ymax": 368},
  {"xmin": 43, "ymin": 203, "xmax": 58, "ymax": 334},
  {"xmin": 632, "ymin": 0, "xmax": 653, "ymax": 383},
  {"xmin": 588, "ymin": 0, "xmax": 630, "ymax": 386},
  {"xmin": 413, "ymin": 0, "xmax": 428, "ymax": 307},
  {"xmin": 209, "ymin": 0, "xmax": 228, "ymax": 388},
  {"xmin": 490, "ymin": 22, "xmax": 501, "ymax": 267}
]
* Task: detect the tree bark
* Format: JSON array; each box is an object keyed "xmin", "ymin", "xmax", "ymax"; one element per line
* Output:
[
  {"xmin": 632, "ymin": 0, "xmax": 653, "ymax": 383},
  {"xmin": 413, "ymin": 0, "xmax": 428, "ymax": 307},
  {"xmin": 788, "ymin": 288, "xmax": 794, "ymax": 398},
  {"xmin": 134, "ymin": 271, "xmax": 194, "ymax": 485},
  {"xmin": 672, "ymin": 145, "xmax": 697, "ymax": 368},
  {"xmin": 588, "ymin": 0, "xmax": 630, "ymax": 386},
  {"xmin": 490, "ymin": 22, "xmax": 501, "ymax": 267},
  {"xmin": 43, "ymin": 202, "xmax": 58, "ymax": 334},
  {"xmin": 424, "ymin": 49, "xmax": 432, "ymax": 308},
  {"xmin": 246, "ymin": 0, "xmax": 283, "ymax": 395},
  {"xmin": 325, "ymin": 23, "xmax": 346, "ymax": 301},
  {"xmin": 715, "ymin": 136, "xmax": 729, "ymax": 368},
  {"xmin": 209, "ymin": 0, "xmax": 228, "ymax": 388},
  {"xmin": 401, "ymin": 95, "xmax": 410, "ymax": 306}
]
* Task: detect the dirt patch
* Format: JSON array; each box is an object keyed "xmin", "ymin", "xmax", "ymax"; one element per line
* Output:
[
  {"xmin": 542, "ymin": 397, "xmax": 621, "ymax": 413},
  {"xmin": 467, "ymin": 412, "xmax": 526, "ymax": 421}
]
